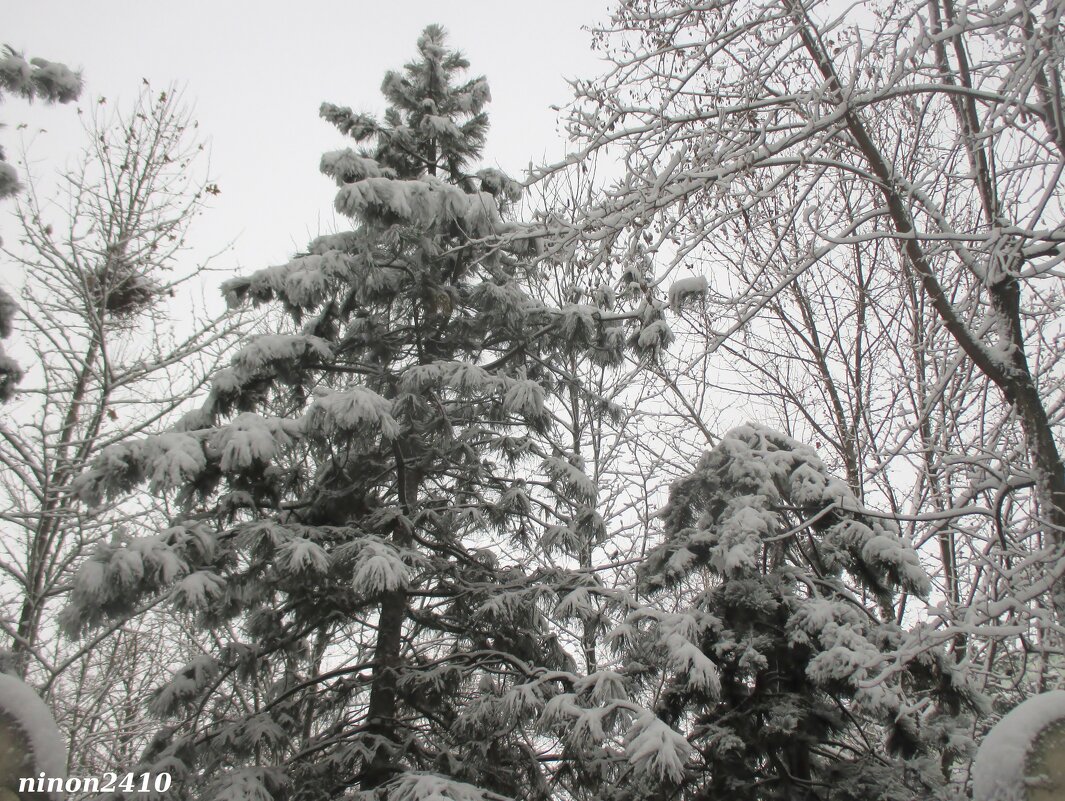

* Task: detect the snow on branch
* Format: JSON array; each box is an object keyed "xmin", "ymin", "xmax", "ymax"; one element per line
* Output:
[
  {"xmin": 74, "ymin": 412, "xmax": 299, "ymax": 505},
  {"xmin": 0, "ymin": 47, "xmax": 82, "ymax": 103},
  {"xmin": 351, "ymin": 541, "xmax": 409, "ymax": 594},
  {"xmin": 650, "ymin": 423, "xmax": 932, "ymax": 599},
  {"xmin": 477, "ymin": 167, "xmax": 522, "ymax": 202},
  {"xmin": 205, "ymin": 768, "xmax": 287, "ymax": 801},
  {"xmin": 222, "ymin": 252, "xmax": 354, "ymax": 310},
  {"xmin": 318, "ymin": 102, "xmax": 376, "ymax": 140},
  {"xmin": 303, "ymin": 386, "xmax": 400, "ymax": 441},
  {"xmin": 334, "ymin": 176, "xmax": 504, "ymax": 237},
  {"xmin": 666, "ymin": 274, "xmax": 708, "ymax": 310},
  {"xmin": 231, "ymin": 334, "xmax": 333, "ymax": 374},
  {"xmin": 149, "ymin": 655, "xmax": 220, "ymax": 716},
  {"xmin": 71, "ymin": 431, "xmax": 206, "ymax": 502},
  {"xmin": 210, "ymin": 412, "xmax": 300, "ymax": 472},
  {"xmin": 624, "ymin": 711, "xmax": 691, "ymax": 784},
  {"xmin": 320, "ymin": 148, "xmax": 392, "ymax": 185},
  {"xmin": 542, "ymin": 455, "xmax": 597, "ymax": 504}
]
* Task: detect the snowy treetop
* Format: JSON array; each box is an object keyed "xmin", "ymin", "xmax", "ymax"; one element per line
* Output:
[{"xmin": 651, "ymin": 423, "xmax": 931, "ymax": 600}]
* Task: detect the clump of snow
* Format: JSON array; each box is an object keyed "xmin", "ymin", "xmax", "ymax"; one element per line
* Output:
[
  {"xmin": 667, "ymin": 275, "xmax": 708, "ymax": 310},
  {"xmin": 0, "ymin": 672, "xmax": 67, "ymax": 797},
  {"xmin": 143, "ymin": 431, "xmax": 208, "ymax": 491},
  {"xmin": 277, "ymin": 537, "xmax": 331, "ymax": 575},
  {"xmin": 172, "ymin": 570, "xmax": 227, "ymax": 609},
  {"xmin": 352, "ymin": 541, "xmax": 409, "ymax": 593},
  {"xmin": 304, "ymin": 386, "xmax": 399, "ymax": 440},
  {"xmin": 320, "ymin": 149, "xmax": 387, "ymax": 184},
  {"xmin": 664, "ymin": 632, "xmax": 721, "ymax": 694},
  {"xmin": 573, "ymin": 670, "xmax": 628, "ymax": 704},
  {"xmin": 477, "ymin": 167, "xmax": 522, "ymax": 201},
  {"xmin": 232, "ymin": 334, "xmax": 332, "ymax": 373},
  {"xmin": 634, "ymin": 318, "xmax": 674, "ymax": 354},
  {"xmin": 421, "ymin": 114, "xmax": 464, "ymax": 140},
  {"xmin": 24, "ymin": 58, "xmax": 83, "ymax": 103},
  {"xmin": 973, "ymin": 690, "xmax": 1065, "ymax": 801},
  {"xmin": 0, "ymin": 49, "xmax": 82, "ymax": 104},
  {"xmin": 625, "ymin": 711, "xmax": 691, "ymax": 784},
  {"xmin": 149, "ymin": 655, "xmax": 219, "ymax": 716},
  {"xmin": 206, "ymin": 766, "xmax": 286, "ymax": 801},
  {"xmin": 502, "ymin": 378, "xmax": 546, "ymax": 419},
  {"xmin": 210, "ymin": 413, "xmax": 299, "ymax": 472},
  {"xmin": 542, "ymin": 456, "xmax": 597, "ymax": 504},
  {"xmin": 318, "ymin": 102, "xmax": 376, "ymax": 139}
]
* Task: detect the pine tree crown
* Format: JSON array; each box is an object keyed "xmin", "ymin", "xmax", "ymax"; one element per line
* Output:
[{"xmin": 321, "ymin": 24, "xmax": 490, "ymax": 186}]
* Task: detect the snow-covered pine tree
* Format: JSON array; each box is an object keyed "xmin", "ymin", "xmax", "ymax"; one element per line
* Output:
[
  {"xmin": 545, "ymin": 425, "xmax": 981, "ymax": 801},
  {"xmin": 67, "ymin": 26, "xmax": 620, "ymax": 801}
]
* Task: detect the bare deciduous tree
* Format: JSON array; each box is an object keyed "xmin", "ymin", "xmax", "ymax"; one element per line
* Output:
[
  {"xmin": 0, "ymin": 83, "xmax": 241, "ymax": 773},
  {"xmin": 539, "ymin": 0, "xmax": 1065, "ymax": 680}
]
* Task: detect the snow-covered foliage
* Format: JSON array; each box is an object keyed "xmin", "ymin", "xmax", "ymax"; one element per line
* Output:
[
  {"xmin": 304, "ymin": 386, "xmax": 400, "ymax": 440},
  {"xmin": 59, "ymin": 524, "xmax": 212, "ymax": 635},
  {"xmin": 476, "ymin": 168, "xmax": 522, "ymax": 202},
  {"xmin": 625, "ymin": 711, "xmax": 692, "ymax": 784},
  {"xmin": 0, "ymin": 45, "xmax": 79, "ymax": 206},
  {"xmin": 334, "ymin": 176, "xmax": 505, "ymax": 238},
  {"xmin": 0, "ymin": 286, "xmax": 23, "ymax": 400},
  {"xmin": 204, "ymin": 767, "xmax": 287, "ymax": 801},
  {"xmin": 666, "ymin": 275, "xmax": 707, "ymax": 311},
  {"xmin": 383, "ymin": 772, "xmax": 507, "ymax": 801},
  {"xmin": 0, "ymin": 46, "xmax": 82, "ymax": 104},
  {"xmin": 0, "ymin": 45, "xmax": 82, "ymax": 399},
  {"xmin": 649, "ymin": 425, "xmax": 931, "ymax": 603},
  {"xmin": 72, "ymin": 412, "xmax": 301, "ymax": 504}
]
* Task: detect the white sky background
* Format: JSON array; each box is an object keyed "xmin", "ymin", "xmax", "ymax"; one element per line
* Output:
[{"xmin": 4, "ymin": 0, "xmax": 611, "ymax": 277}]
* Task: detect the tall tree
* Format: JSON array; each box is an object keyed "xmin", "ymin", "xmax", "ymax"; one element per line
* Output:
[{"xmin": 68, "ymin": 26, "xmax": 618, "ymax": 801}]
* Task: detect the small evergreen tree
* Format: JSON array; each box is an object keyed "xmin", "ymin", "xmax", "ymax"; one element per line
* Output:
[
  {"xmin": 68, "ymin": 26, "xmax": 619, "ymax": 801},
  {"xmin": 546, "ymin": 425, "xmax": 980, "ymax": 801}
]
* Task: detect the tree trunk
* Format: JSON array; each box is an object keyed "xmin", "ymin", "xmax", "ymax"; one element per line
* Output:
[{"xmin": 362, "ymin": 440, "xmax": 419, "ymax": 792}]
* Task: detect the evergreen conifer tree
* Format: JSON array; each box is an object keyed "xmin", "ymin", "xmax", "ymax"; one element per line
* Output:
[
  {"xmin": 67, "ymin": 26, "xmax": 621, "ymax": 801},
  {"xmin": 545, "ymin": 425, "xmax": 980, "ymax": 801}
]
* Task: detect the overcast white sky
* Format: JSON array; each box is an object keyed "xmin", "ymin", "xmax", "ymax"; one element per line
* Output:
[{"xmin": 5, "ymin": 0, "xmax": 611, "ymax": 275}]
